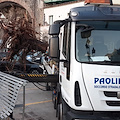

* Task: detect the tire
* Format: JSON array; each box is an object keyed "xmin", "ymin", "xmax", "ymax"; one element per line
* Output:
[
  {"xmin": 58, "ymin": 103, "xmax": 63, "ymax": 120},
  {"xmin": 58, "ymin": 98, "xmax": 70, "ymax": 120}
]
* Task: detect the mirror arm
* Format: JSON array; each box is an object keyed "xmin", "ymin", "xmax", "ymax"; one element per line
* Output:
[
  {"xmin": 59, "ymin": 59, "xmax": 69, "ymax": 68},
  {"xmin": 59, "ymin": 59, "xmax": 68, "ymax": 62}
]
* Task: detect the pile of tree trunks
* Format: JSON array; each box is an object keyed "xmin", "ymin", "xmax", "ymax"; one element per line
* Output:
[{"xmin": 0, "ymin": 14, "xmax": 48, "ymax": 72}]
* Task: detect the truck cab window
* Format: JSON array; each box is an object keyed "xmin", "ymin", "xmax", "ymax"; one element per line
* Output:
[
  {"xmin": 62, "ymin": 22, "xmax": 71, "ymax": 80},
  {"xmin": 62, "ymin": 22, "xmax": 71, "ymax": 60},
  {"xmin": 76, "ymin": 21, "xmax": 120, "ymax": 64}
]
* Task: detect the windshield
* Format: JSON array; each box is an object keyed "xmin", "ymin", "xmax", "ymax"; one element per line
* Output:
[{"xmin": 76, "ymin": 21, "xmax": 120, "ymax": 63}]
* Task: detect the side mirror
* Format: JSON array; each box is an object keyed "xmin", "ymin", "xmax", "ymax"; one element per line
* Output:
[
  {"xmin": 81, "ymin": 26, "xmax": 94, "ymax": 38},
  {"xmin": 49, "ymin": 36, "xmax": 59, "ymax": 58},
  {"xmin": 81, "ymin": 31, "xmax": 91, "ymax": 38},
  {"xmin": 49, "ymin": 23, "xmax": 60, "ymax": 35}
]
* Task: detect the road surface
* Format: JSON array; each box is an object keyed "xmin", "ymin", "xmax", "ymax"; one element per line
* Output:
[{"xmin": 13, "ymin": 83, "xmax": 57, "ymax": 120}]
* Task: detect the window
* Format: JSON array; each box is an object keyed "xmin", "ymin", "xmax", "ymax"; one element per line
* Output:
[
  {"xmin": 49, "ymin": 15, "xmax": 53, "ymax": 25},
  {"xmin": 62, "ymin": 22, "xmax": 71, "ymax": 60},
  {"xmin": 76, "ymin": 21, "xmax": 120, "ymax": 63},
  {"xmin": 43, "ymin": 14, "xmax": 45, "ymax": 25},
  {"xmin": 62, "ymin": 22, "xmax": 71, "ymax": 80}
]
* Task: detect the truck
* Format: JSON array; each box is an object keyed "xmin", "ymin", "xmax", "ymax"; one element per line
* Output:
[{"xmin": 48, "ymin": 0, "xmax": 120, "ymax": 120}]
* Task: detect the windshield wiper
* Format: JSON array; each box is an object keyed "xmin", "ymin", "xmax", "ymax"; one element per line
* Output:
[
  {"xmin": 94, "ymin": 60, "xmax": 120, "ymax": 65},
  {"xmin": 81, "ymin": 60, "xmax": 120, "ymax": 65}
]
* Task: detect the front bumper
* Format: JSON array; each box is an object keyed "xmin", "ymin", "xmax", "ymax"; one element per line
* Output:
[{"xmin": 67, "ymin": 108, "xmax": 120, "ymax": 120}]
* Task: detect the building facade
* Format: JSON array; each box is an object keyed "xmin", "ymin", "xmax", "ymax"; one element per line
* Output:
[{"xmin": 41, "ymin": 0, "xmax": 84, "ymax": 42}]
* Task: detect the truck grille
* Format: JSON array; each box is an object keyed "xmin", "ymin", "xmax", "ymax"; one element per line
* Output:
[
  {"xmin": 104, "ymin": 91, "xmax": 117, "ymax": 97},
  {"xmin": 106, "ymin": 101, "xmax": 120, "ymax": 106},
  {"xmin": 104, "ymin": 91, "xmax": 120, "ymax": 106}
]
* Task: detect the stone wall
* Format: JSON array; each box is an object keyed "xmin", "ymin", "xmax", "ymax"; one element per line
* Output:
[{"xmin": 0, "ymin": 0, "xmax": 44, "ymax": 39}]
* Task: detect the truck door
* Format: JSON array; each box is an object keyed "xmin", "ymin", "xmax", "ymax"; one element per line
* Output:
[{"xmin": 60, "ymin": 22, "xmax": 71, "ymax": 83}]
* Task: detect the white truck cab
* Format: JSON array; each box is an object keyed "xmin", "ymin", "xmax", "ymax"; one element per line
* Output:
[{"xmin": 49, "ymin": 0, "xmax": 120, "ymax": 120}]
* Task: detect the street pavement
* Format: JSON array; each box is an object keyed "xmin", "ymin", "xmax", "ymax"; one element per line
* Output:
[{"xmin": 13, "ymin": 83, "xmax": 57, "ymax": 120}]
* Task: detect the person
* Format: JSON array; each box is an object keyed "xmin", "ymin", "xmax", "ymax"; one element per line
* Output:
[{"xmin": 110, "ymin": 40, "xmax": 120, "ymax": 61}]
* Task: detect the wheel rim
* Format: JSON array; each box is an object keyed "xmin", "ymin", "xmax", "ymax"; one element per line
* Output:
[{"xmin": 31, "ymin": 70, "xmax": 39, "ymax": 74}]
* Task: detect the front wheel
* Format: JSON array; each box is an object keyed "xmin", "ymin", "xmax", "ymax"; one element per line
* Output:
[{"xmin": 58, "ymin": 99, "xmax": 69, "ymax": 120}]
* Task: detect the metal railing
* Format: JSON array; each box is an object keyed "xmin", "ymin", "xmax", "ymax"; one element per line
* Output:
[{"xmin": 0, "ymin": 72, "xmax": 28, "ymax": 120}]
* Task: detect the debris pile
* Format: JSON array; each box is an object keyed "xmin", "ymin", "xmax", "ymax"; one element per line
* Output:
[
  {"xmin": 0, "ymin": 14, "xmax": 48, "ymax": 72},
  {"xmin": 1, "ymin": 17, "xmax": 48, "ymax": 59}
]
